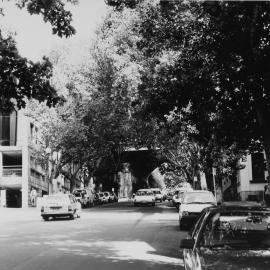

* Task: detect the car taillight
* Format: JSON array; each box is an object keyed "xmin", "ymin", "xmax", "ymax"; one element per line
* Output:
[
  {"xmin": 41, "ymin": 206, "xmax": 44, "ymax": 212},
  {"xmin": 68, "ymin": 205, "xmax": 73, "ymax": 211}
]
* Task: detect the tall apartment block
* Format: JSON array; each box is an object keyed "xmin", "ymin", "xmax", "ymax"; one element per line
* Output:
[{"xmin": 0, "ymin": 110, "xmax": 49, "ymax": 208}]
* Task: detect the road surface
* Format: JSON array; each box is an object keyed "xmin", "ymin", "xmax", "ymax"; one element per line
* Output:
[{"xmin": 0, "ymin": 201, "xmax": 187, "ymax": 270}]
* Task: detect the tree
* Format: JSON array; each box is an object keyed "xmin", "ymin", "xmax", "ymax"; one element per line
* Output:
[
  {"xmin": 0, "ymin": 0, "xmax": 77, "ymax": 112},
  {"xmin": 115, "ymin": 1, "xmax": 270, "ymax": 179}
]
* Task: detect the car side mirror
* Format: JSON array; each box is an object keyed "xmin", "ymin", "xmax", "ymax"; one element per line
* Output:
[{"xmin": 179, "ymin": 239, "xmax": 195, "ymax": 249}]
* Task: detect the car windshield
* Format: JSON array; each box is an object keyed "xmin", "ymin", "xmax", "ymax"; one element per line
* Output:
[
  {"xmin": 200, "ymin": 211, "xmax": 270, "ymax": 249},
  {"xmin": 44, "ymin": 195, "xmax": 68, "ymax": 203},
  {"xmin": 183, "ymin": 192, "xmax": 215, "ymax": 204},
  {"xmin": 153, "ymin": 190, "xmax": 161, "ymax": 194},
  {"xmin": 136, "ymin": 191, "xmax": 153, "ymax": 196},
  {"xmin": 73, "ymin": 190, "xmax": 86, "ymax": 196}
]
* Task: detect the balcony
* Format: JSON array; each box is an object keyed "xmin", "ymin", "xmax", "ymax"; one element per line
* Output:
[{"xmin": 2, "ymin": 166, "xmax": 22, "ymax": 177}]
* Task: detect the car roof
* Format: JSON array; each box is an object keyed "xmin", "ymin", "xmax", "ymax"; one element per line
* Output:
[{"xmin": 203, "ymin": 204, "xmax": 270, "ymax": 213}]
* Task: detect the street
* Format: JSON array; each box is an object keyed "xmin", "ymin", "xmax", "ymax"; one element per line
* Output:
[{"xmin": 0, "ymin": 201, "xmax": 187, "ymax": 270}]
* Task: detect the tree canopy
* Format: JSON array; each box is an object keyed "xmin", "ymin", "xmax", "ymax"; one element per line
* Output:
[
  {"xmin": 0, "ymin": 0, "xmax": 77, "ymax": 112},
  {"xmin": 103, "ymin": 0, "xmax": 270, "ymax": 185}
]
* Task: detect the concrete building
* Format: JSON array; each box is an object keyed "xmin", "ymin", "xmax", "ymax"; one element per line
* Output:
[
  {"xmin": 0, "ymin": 110, "xmax": 50, "ymax": 208},
  {"xmin": 237, "ymin": 152, "xmax": 268, "ymax": 201}
]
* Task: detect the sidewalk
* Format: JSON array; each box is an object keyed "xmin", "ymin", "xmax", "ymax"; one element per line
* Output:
[{"xmin": 0, "ymin": 207, "xmax": 41, "ymax": 223}]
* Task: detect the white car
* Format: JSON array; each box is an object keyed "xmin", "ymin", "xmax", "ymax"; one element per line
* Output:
[
  {"xmin": 133, "ymin": 189, "xmax": 155, "ymax": 206},
  {"xmin": 41, "ymin": 194, "xmax": 81, "ymax": 221},
  {"xmin": 172, "ymin": 188, "xmax": 192, "ymax": 208},
  {"xmin": 151, "ymin": 188, "xmax": 163, "ymax": 202},
  {"xmin": 178, "ymin": 190, "xmax": 216, "ymax": 230},
  {"xmin": 103, "ymin": 192, "xmax": 111, "ymax": 203},
  {"xmin": 73, "ymin": 188, "xmax": 94, "ymax": 208}
]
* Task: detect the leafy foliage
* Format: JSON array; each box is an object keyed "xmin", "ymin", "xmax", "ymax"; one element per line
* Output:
[{"xmin": 1, "ymin": 0, "xmax": 77, "ymax": 112}]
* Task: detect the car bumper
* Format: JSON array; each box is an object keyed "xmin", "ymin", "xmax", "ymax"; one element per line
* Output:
[
  {"xmin": 180, "ymin": 214, "xmax": 200, "ymax": 226},
  {"xmin": 134, "ymin": 200, "xmax": 154, "ymax": 204},
  {"xmin": 41, "ymin": 211, "xmax": 73, "ymax": 217}
]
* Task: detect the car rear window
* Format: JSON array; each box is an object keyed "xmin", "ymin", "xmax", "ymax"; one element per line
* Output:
[
  {"xmin": 136, "ymin": 191, "xmax": 153, "ymax": 196},
  {"xmin": 183, "ymin": 192, "xmax": 215, "ymax": 204},
  {"xmin": 200, "ymin": 211, "xmax": 270, "ymax": 249},
  {"xmin": 44, "ymin": 195, "xmax": 69, "ymax": 204}
]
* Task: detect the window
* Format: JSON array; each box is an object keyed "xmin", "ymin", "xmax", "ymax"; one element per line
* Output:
[
  {"xmin": 0, "ymin": 111, "xmax": 17, "ymax": 146},
  {"xmin": 199, "ymin": 211, "xmax": 270, "ymax": 249},
  {"xmin": 2, "ymin": 151, "xmax": 22, "ymax": 177},
  {"xmin": 251, "ymin": 153, "xmax": 266, "ymax": 182}
]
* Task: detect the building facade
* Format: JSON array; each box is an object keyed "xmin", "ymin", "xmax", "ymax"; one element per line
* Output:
[
  {"xmin": 237, "ymin": 152, "xmax": 269, "ymax": 201},
  {"xmin": 0, "ymin": 110, "xmax": 48, "ymax": 208}
]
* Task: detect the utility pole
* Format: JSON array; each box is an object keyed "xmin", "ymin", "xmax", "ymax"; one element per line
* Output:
[{"xmin": 212, "ymin": 167, "xmax": 217, "ymax": 201}]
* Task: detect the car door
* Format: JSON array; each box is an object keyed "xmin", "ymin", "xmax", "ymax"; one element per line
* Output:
[{"xmin": 182, "ymin": 211, "xmax": 209, "ymax": 270}]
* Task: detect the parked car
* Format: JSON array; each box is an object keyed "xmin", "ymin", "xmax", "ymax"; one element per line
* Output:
[
  {"xmin": 172, "ymin": 190, "xmax": 183, "ymax": 208},
  {"xmin": 41, "ymin": 194, "xmax": 81, "ymax": 221},
  {"xmin": 179, "ymin": 190, "xmax": 216, "ymax": 230},
  {"xmin": 72, "ymin": 188, "xmax": 94, "ymax": 208},
  {"xmin": 109, "ymin": 192, "xmax": 118, "ymax": 202},
  {"xmin": 93, "ymin": 193, "xmax": 102, "ymax": 205},
  {"xmin": 166, "ymin": 191, "xmax": 174, "ymax": 201},
  {"xmin": 103, "ymin": 192, "xmax": 111, "ymax": 203},
  {"xmin": 133, "ymin": 189, "xmax": 155, "ymax": 206},
  {"xmin": 151, "ymin": 188, "xmax": 163, "ymax": 202},
  {"xmin": 173, "ymin": 187, "xmax": 194, "ymax": 208},
  {"xmin": 97, "ymin": 192, "xmax": 105, "ymax": 204},
  {"xmin": 180, "ymin": 205, "xmax": 270, "ymax": 270}
]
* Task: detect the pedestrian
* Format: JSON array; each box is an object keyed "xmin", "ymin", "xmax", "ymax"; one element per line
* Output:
[{"xmin": 30, "ymin": 188, "xmax": 37, "ymax": 207}]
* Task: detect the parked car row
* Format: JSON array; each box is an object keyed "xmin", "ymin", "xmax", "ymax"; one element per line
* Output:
[
  {"xmin": 94, "ymin": 191, "xmax": 118, "ymax": 205},
  {"xmin": 72, "ymin": 188, "xmax": 118, "ymax": 208}
]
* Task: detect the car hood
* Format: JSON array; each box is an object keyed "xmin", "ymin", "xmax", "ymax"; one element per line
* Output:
[
  {"xmin": 200, "ymin": 248, "xmax": 270, "ymax": 270},
  {"xmin": 180, "ymin": 203, "xmax": 214, "ymax": 213},
  {"xmin": 135, "ymin": 196, "xmax": 154, "ymax": 201}
]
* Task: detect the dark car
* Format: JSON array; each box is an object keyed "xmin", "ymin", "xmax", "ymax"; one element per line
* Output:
[
  {"xmin": 166, "ymin": 191, "xmax": 174, "ymax": 201},
  {"xmin": 93, "ymin": 194, "xmax": 102, "ymax": 206},
  {"xmin": 180, "ymin": 204, "xmax": 270, "ymax": 270},
  {"xmin": 109, "ymin": 192, "xmax": 118, "ymax": 203}
]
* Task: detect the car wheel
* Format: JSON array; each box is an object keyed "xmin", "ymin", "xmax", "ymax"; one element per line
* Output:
[
  {"xmin": 43, "ymin": 216, "xmax": 49, "ymax": 221},
  {"xmin": 70, "ymin": 214, "xmax": 75, "ymax": 220},
  {"xmin": 152, "ymin": 203, "xmax": 155, "ymax": 206},
  {"xmin": 134, "ymin": 203, "xmax": 138, "ymax": 207}
]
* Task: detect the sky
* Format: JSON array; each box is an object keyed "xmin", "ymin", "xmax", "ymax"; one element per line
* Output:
[{"xmin": 1, "ymin": 0, "xmax": 108, "ymax": 61}]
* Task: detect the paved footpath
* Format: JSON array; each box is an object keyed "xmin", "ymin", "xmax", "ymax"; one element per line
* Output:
[{"xmin": 0, "ymin": 207, "xmax": 41, "ymax": 222}]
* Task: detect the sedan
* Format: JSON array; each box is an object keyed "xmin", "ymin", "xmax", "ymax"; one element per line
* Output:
[
  {"xmin": 180, "ymin": 205, "xmax": 270, "ymax": 269},
  {"xmin": 41, "ymin": 194, "xmax": 81, "ymax": 221},
  {"xmin": 179, "ymin": 190, "xmax": 216, "ymax": 230},
  {"xmin": 133, "ymin": 189, "xmax": 155, "ymax": 206}
]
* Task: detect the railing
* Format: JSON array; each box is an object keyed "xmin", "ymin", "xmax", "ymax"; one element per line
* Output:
[{"xmin": 2, "ymin": 166, "xmax": 22, "ymax": 177}]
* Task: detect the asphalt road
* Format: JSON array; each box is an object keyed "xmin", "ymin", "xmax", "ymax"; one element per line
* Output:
[{"xmin": 0, "ymin": 201, "xmax": 187, "ymax": 270}]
